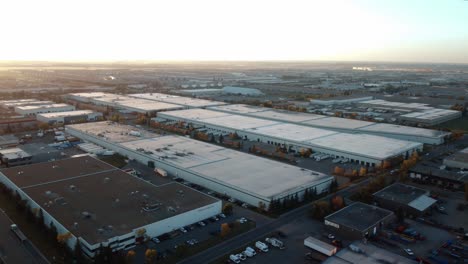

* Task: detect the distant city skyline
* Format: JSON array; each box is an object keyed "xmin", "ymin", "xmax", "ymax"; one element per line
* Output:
[{"xmin": 1, "ymin": 0, "xmax": 467, "ymax": 63}]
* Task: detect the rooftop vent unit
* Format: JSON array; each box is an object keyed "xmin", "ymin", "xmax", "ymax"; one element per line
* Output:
[
  {"xmin": 73, "ymin": 222, "xmax": 79, "ymax": 229},
  {"xmin": 103, "ymin": 177, "xmax": 111, "ymax": 183},
  {"xmin": 82, "ymin": 211, "xmax": 92, "ymax": 219},
  {"xmin": 45, "ymin": 190, "xmax": 52, "ymax": 196},
  {"xmin": 97, "ymin": 228, "xmax": 105, "ymax": 234},
  {"xmin": 69, "ymin": 185, "xmax": 76, "ymax": 191}
]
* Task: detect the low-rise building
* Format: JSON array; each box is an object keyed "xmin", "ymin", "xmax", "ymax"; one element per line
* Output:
[
  {"xmin": 324, "ymin": 202, "xmax": 394, "ymax": 240},
  {"xmin": 0, "ymin": 135, "xmax": 19, "ymax": 148},
  {"xmin": 444, "ymin": 147, "xmax": 468, "ymax": 170},
  {"xmin": 36, "ymin": 110, "xmax": 103, "ymax": 125},
  {"xmin": 0, "ymin": 148, "xmax": 32, "ymax": 167},
  {"xmin": 15, "ymin": 104, "xmax": 76, "ymax": 116},
  {"xmin": 0, "ymin": 156, "xmax": 221, "ymax": 258},
  {"xmin": 222, "ymin": 86, "xmax": 264, "ymax": 96},
  {"xmin": 373, "ymin": 183, "xmax": 437, "ymax": 217}
]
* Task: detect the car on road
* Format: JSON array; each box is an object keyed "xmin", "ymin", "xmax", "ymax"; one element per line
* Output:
[
  {"xmin": 327, "ymin": 234, "xmax": 335, "ymax": 239},
  {"xmin": 151, "ymin": 237, "xmax": 160, "ymax": 243},
  {"xmin": 219, "ymin": 213, "xmax": 226, "ymax": 218},
  {"xmin": 238, "ymin": 217, "xmax": 248, "ymax": 224},
  {"xmin": 404, "ymin": 248, "xmax": 414, "ymax": 256},
  {"xmin": 230, "ymin": 254, "xmax": 240, "ymax": 263}
]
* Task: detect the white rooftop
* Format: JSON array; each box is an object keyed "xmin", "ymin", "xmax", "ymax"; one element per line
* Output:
[
  {"xmin": 246, "ymin": 123, "xmax": 338, "ymax": 142},
  {"xmin": 66, "ymin": 122, "xmax": 159, "ymax": 143},
  {"xmin": 302, "ymin": 117, "xmax": 374, "ymax": 130},
  {"xmin": 37, "ymin": 110, "xmax": 96, "ymax": 118},
  {"xmin": 358, "ymin": 123, "xmax": 449, "ymax": 138},
  {"xmin": 0, "ymin": 148, "xmax": 31, "ymax": 159},
  {"xmin": 408, "ymin": 195, "xmax": 437, "ymax": 212},
  {"xmin": 306, "ymin": 133, "xmax": 422, "ymax": 160},
  {"xmin": 400, "ymin": 108, "xmax": 461, "ymax": 120},
  {"xmin": 209, "ymin": 104, "xmax": 268, "ymax": 115},
  {"xmin": 120, "ymin": 136, "xmax": 331, "ymax": 199},
  {"xmin": 251, "ymin": 110, "xmax": 325, "ymax": 123},
  {"xmin": 15, "ymin": 103, "xmax": 73, "ymax": 110},
  {"xmin": 129, "ymin": 93, "xmax": 225, "ymax": 108},
  {"xmin": 361, "ymin": 99, "xmax": 433, "ymax": 110}
]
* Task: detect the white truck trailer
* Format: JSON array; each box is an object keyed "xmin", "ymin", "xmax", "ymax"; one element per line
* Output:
[{"xmin": 304, "ymin": 236, "xmax": 337, "ymax": 256}]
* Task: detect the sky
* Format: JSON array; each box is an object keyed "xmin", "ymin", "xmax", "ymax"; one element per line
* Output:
[{"xmin": 0, "ymin": 0, "xmax": 467, "ymax": 63}]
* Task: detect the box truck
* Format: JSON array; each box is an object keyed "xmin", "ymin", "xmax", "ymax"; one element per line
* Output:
[{"xmin": 304, "ymin": 236, "xmax": 337, "ymax": 256}]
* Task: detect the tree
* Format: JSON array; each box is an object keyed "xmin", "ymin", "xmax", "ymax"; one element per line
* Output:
[
  {"xmin": 330, "ymin": 179, "xmax": 338, "ymax": 193},
  {"xmin": 126, "ymin": 250, "xmax": 136, "ymax": 264},
  {"xmin": 220, "ymin": 223, "xmax": 231, "ymax": 237},
  {"xmin": 145, "ymin": 249, "xmax": 157, "ymax": 264},
  {"xmin": 257, "ymin": 201, "xmax": 266, "ymax": 212},
  {"xmin": 310, "ymin": 200, "xmax": 332, "ymax": 220},
  {"xmin": 334, "ymin": 166, "xmax": 345, "ymax": 176},
  {"xmin": 330, "ymin": 195, "xmax": 345, "ymax": 211},
  {"xmin": 57, "ymin": 232, "xmax": 72, "ymax": 244},
  {"xmin": 222, "ymin": 203, "xmax": 233, "ymax": 215},
  {"xmin": 38, "ymin": 123, "xmax": 50, "ymax": 130}
]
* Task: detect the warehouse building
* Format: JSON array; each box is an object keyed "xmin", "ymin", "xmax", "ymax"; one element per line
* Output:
[
  {"xmin": 66, "ymin": 122, "xmax": 333, "ymax": 207},
  {"xmin": 373, "ymin": 183, "xmax": 437, "ymax": 217},
  {"xmin": 222, "ymin": 86, "xmax": 264, "ymax": 96},
  {"xmin": 15, "ymin": 104, "xmax": 75, "ymax": 116},
  {"xmin": 0, "ymin": 156, "xmax": 221, "ymax": 257},
  {"xmin": 309, "ymin": 96, "xmax": 374, "ymax": 106},
  {"xmin": 128, "ymin": 93, "xmax": 226, "ymax": 108},
  {"xmin": 36, "ymin": 110, "xmax": 103, "ymax": 125},
  {"xmin": 208, "ymin": 104, "xmax": 450, "ymax": 145},
  {"xmin": 0, "ymin": 148, "xmax": 32, "ymax": 167},
  {"xmin": 399, "ymin": 108, "xmax": 462, "ymax": 126},
  {"xmin": 1, "ymin": 100, "xmax": 54, "ymax": 110},
  {"xmin": 357, "ymin": 99, "xmax": 434, "ymax": 112},
  {"xmin": 443, "ymin": 147, "xmax": 468, "ymax": 170},
  {"xmin": 156, "ymin": 109, "xmax": 423, "ymax": 166},
  {"xmin": 0, "ymin": 135, "xmax": 19, "ymax": 148},
  {"xmin": 67, "ymin": 93, "xmax": 183, "ymax": 115},
  {"xmin": 324, "ymin": 202, "xmax": 394, "ymax": 240},
  {"xmin": 409, "ymin": 165, "xmax": 468, "ymax": 191}
]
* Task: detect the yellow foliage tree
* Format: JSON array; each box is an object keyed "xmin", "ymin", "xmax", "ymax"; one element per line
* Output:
[
  {"xmin": 334, "ymin": 166, "xmax": 345, "ymax": 176},
  {"xmin": 359, "ymin": 167, "xmax": 367, "ymax": 176},
  {"xmin": 57, "ymin": 232, "xmax": 72, "ymax": 244},
  {"xmin": 145, "ymin": 249, "xmax": 157, "ymax": 263},
  {"xmin": 220, "ymin": 223, "xmax": 231, "ymax": 237}
]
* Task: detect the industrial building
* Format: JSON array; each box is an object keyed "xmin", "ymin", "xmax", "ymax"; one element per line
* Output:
[
  {"xmin": 14, "ymin": 104, "xmax": 76, "ymax": 116},
  {"xmin": 323, "ymin": 241, "xmax": 416, "ymax": 264},
  {"xmin": 66, "ymin": 92, "xmax": 183, "ymax": 115},
  {"xmin": 66, "ymin": 122, "xmax": 333, "ymax": 207},
  {"xmin": 128, "ymin": 93, "xmax": 226, "ymax": 108},
  {"xmin": 0, "ymin": 135, "xmax": 19, "ymax": 148},
  {"xmin": 399, "ymin": 108, "xmax": 462, "ymax": 126},
  {"xmin": 443, "ymin": 147, "xmax": 468, "ymax": 170},
  {"xmin": 0, "ymin": 100, "xmax": 54, "ymax": 110},
  {"xmin": 156, "ymin": 109, "xmax": 423, "ymax": 166},
  {"xmin": 358, "ymin": 99, "xmax": 434, "ymax": 112},
  {"xmin": 373, "ymin": 183, "xmax": 437, "ymax": 217},
  {"xmin": 208, "ymin": 104, "xmax": 450, "ymax": 145},
  {"xmin": 0, "ymin": 148, "xmax": 32, "ymax": 167},
  {"xmin": 410, "ymin": 165, "xmax": 468, "ymax": 191},
  {"xmin": 324, "ymin": 202, "xmax": 394, "ymax": 240},
  {"xmin": 0, "ymin": 210, "xmax": 48, "ymax": 264},
  {"xmin": 309, "ymin": 96, "xmax": 374, "ymax": 106},
  {"xmin": 0, "ymin": 156, "xmax": 221, "ymax": 257},
  {"xmin": 36, "ymin": 110, "xmax": 103, "ymax": 125},
  {"xmin": 221, "ymin": 86, "xmax": 264, "ymax": 96}
]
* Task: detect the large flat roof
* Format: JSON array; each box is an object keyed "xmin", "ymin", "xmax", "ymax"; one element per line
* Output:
[
  {"xmin": 66, "ymin": 121, "xmax": 159, "ymax": 143},
  {"xmin": 119, "ymin": 136, "xmax": 331, "ymax": 199},
  {"xmin": 246, "ymin": 123, "xmax": 338, "ymax": 142},
  {"xmin": 0, "ymin": 156, "xmax": 218, "ymax": 245},
  {"xmin": 307, "ymin": 133, "xmax": 422, "ymax": 160},
  {"xmin": 251, "ymin": 110, "xmax": 325, "ymax": 123},
  {"xmin": 15, "ymin": 104, "xmax": 73, "ymax": 110},
  {"xmin": 209, "ymin": 104, "xmax": 268, "ymax": 115},
  {"xmin": 129, "ymin": 93, "xmax": 226, "ymax": 108},
  {"xmin": 159, "ymin": 109, "xmax": 423, "ymax": 161},
  {"xmin": 325, "ymin": 202, "xmax": 393, "ymax": 232},
  {"xmin": 444, "ymin": 147, "xmax": 468, "ymax": 164},
  {"xmin": 37, "ymin": 110, "xmax": 97, "ymax": 118},
  {"xmin": 358, "ymin": 123, "xmax": 449, "ymax": 138},
  {"xmin": 373, "ymin": 183, "xmax": 428, "ymax": 206},
  {"xmin": 302, "ymin": 117, "xmax": 374, "ymax": 130},
  {"xmin": 400, "ymin": 108, "xmax": 461, "ymax": 121},
  {"xmin": 115, "ymin": 99, "xmax": 182, "ymax": 112}
]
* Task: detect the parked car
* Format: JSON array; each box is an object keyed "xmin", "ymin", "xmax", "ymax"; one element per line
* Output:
[
  {"xmin": 219, "ymin": 213, "xmax": 226, "ymax": 218},
  {"xmin": 404, "ymin": 248, "xmax": 414, "ymax": 256},
  {"xmin": 179, "ymin": 227, "xmax": 187, "ymax": 233},
  {"xmin": 198, "ymin": 221, "xmax": 206, "ymax": 227},
  {"xmin": 229, "ymin": 254, "xmax": 240, "ymax": 264},
  {"xmin": 151, "ymin": 237, "xmax": 160, "ymax": 243}
]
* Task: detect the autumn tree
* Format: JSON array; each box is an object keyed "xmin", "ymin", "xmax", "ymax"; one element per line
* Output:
[
  {"xmin": 145, "ymin": 249, "xmax": 157, "ymax": 264},
  {"xmin": 220, "ymin": 223, "xmax": 231, "ymax": 237},
  {"xmin": 222, "ymin": 203, "xmax": 233, "ymax": 215},
  {"xmin": 126, "ymin": 250, "xmax": 136, "ymax": 263},
  {"xmin": 330, "ymin": 195, "xmax": 345, "ymax": 211}
]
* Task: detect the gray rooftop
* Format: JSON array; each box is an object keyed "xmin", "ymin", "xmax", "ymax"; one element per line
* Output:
[
  {"xmin": 373, "ymin": 183, "xmax": 429, "ymax": 206},
  {"xmin": 325, "ymin": 202, "xmax": 393, "ymax": 232}
]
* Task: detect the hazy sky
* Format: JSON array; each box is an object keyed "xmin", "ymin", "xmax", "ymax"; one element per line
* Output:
[{"xmin": 1, "ymin": 0, "xmax": 467, "ymax": 63}]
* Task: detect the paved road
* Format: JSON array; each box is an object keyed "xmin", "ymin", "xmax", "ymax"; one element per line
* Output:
[{"xmin": 179, "ymin": 179, "xmax": 369, "ymax": 264}]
